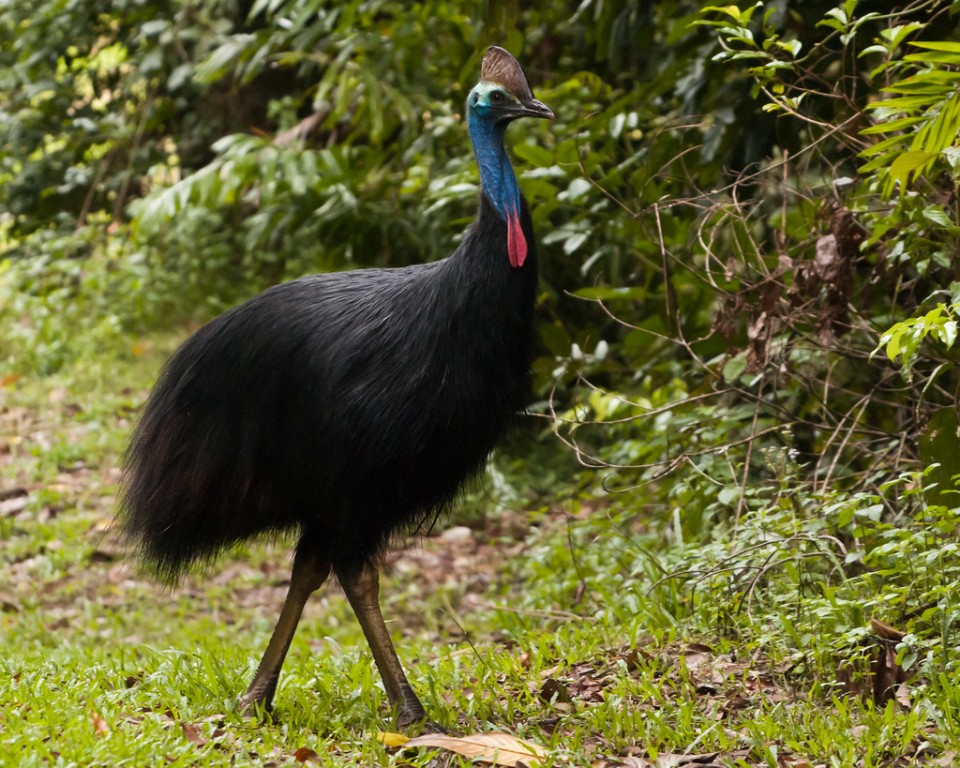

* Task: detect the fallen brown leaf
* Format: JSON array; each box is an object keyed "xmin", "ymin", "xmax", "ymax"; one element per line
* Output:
[
  {"xmin": 895, "ymin": 682, "xmax": 911, "ymax": 709},
  {"xmin": 91, "ymin": 710, "xmax": 111, "ymax": 737},
  {"xmin": 0, "ymin": 486, "xmax": 27, "ymax": 502},
  {"xmin": 0, "ymin": 593, "xmax": 19, "ymax": 613},
  {"xmin": 292, "ymin": 747, "xmax": 321, "ymax": 763},
  {"xmin": 933, "ymin": 750, "xmax": 958, "ymax": 766},
  {"xmin": 404, "ymin": 732, "xmax": 548, "ymax": 767},
  {"xmin": 777, "ymin": 755, "xmax": 815, "ymax": 768},
  {"xmin": 539, "ymin": 677, "xmax": 573, "ymax": 704},
  {"xmin": 0, "ymin": 495, "xmax": 28, "ymax": 517},
  {"xmin": 181, "ymin": 721, "xmax": 205, "ymax": 746},
  {"xmin": 622, "ymin": 753, "xmax": 723, "ymax": 768}
]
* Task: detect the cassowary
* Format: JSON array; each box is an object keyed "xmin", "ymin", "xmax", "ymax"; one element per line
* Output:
[{"xmin": 120, "ymin": 46, "xmax": 553, "ymax": 727}]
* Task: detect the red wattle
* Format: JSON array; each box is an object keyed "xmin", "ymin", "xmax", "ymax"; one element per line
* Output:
[{"xmin": 507, "ymin": 209, "xmax": 527, "ymax": 268}]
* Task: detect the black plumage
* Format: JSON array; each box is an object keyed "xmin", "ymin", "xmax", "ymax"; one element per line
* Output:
[
  {"xmin": 119, "ymin": 46, "xmax": 553, "ymax": 727},
  {"xmin": 126, "ymin": 197, "xmax": 535, "ymax": 576}
]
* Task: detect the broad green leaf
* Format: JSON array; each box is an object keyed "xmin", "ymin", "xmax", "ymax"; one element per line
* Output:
[
  {"xmin": 701, "ymin": 5, "xmax": 746, "ymax": 21},
  {"xmin": 909, "ymin": 40, "xmax": 960, "ymax": 53},
  {"xmin": 939, "ymin": 320, "xmax": 957, "ymax": 348},
  {"xmin": 859, "ymin": 134, "xmax": 912, "ymax": 158},
  {"xmin": 860, "ymin": 117, "xmax": 924, "ymax": 135},
  {"xmin": 889, "ymin": 150, "xmax": 937, "ymax": 184},
  {"xmin": 903, "ymin": 51, "xmax": 960, "ymax": 65},
  {"xmin": 922, "ymin": 206, "xmax": 953, "ymax": 227},
  {"xmin": 881, "ymin": 22, "xmax": 926, "ymax": 50},
  {"xmin": 859, "ymin": 44, "xmax": 889, "ymax": 58},
  {"xmin": 194, "ymin": 35, "xmax": 257, "ymax": 85},
  {"xmin": 886, "ymin": 329, "xmax": 902, "ymax": 362}
]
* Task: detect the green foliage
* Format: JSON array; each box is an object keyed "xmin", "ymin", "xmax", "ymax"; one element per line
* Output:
[
  {"xmin": 0, "ymin": 0, "xmax": 230, "ymax": 243},
  {"xmin": 877, "ymin": 300, "xmax": 960, "ymax": 376},
  {"xmin": 0, "ymin": 219, "xmax": 153, "ymax": 375},
  {"xmin": 860, "ymin": 41, "xmax": 960, "ymax": 195},
  {"xmin": 667, "ymin": 465, "xmax": 960, "ymax": 681},
  {"xmin": 3, "ymin": 2, "xmax": 960, "ymax": 762},
  {"xmin": 541, "ymin": 0, "xmax": 960, "ymax": 721}
]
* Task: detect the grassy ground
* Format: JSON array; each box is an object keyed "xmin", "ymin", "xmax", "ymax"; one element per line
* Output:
[{"xmin": 1, "ymin": 343, "xmax": 958, "ymax": 767}]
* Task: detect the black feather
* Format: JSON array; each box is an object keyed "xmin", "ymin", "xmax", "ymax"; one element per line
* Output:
[{"xmin": 119, "ymin": 194, "xmax": 537, "ymax": 582}]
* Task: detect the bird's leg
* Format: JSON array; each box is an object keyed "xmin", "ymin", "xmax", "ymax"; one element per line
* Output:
[
  {"xmin": 337, "ymin": 565, "xmax": 431, "ymax": 730},
  {"xmin": 239, "ymin": 544, "xmax": 331, "ymax": 716}
]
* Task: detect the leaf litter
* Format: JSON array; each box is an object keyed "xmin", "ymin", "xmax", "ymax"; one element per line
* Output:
[{"xmin": 382, "ymin": 731, "xmax": 548, "ymax": 767}]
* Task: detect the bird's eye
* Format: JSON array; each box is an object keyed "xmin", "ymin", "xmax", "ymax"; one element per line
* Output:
[{"xmin": 490, "ymin": 90, "xmax": 504, "ymax": 104}]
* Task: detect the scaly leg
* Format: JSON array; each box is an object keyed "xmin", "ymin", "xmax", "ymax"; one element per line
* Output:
[
  {"xmin": 239, "ymin": 543, "xmax": 331, "ymax": 714},
  {"xmin": 337, "ymin": 564, "xmax": 428, "ymax": 728}
]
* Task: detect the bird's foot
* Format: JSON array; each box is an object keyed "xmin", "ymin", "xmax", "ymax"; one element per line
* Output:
[
  {"xmin": 396, "ymin": 703, "xmax": 448, "ymax": 734},
  {"xmin": 418, "ymin": 720, "xmax": 450, "ymax": 735},
  {"xmin": 238, "ymin": 688, "xmax": 276, "ymax": 720}
]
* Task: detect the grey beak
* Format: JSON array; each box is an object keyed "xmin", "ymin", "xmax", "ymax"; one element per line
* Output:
[{"xmin": 520, "ymin": 98, "xmax": 555, "ymax": 120}]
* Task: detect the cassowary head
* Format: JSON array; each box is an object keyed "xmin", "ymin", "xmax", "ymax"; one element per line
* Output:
[
  {"xmin": 467, "ymin": 46, "xmax": 554, "ymax": 122},
  {"xmin": 466, "ymin": 46, "xmax": 553, "ymax": 269}
]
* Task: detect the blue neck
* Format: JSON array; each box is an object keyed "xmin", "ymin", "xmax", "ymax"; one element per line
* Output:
[{"xmin": 467, "ymin": 112, "xmax": 520, "ymax": 222}]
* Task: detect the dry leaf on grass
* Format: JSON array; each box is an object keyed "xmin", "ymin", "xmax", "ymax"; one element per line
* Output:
[
  {"xmin": 395, "ymin": 732, "xmax": 547, "ymax": 767},
  {"xmin": 777, "ymin": 755, "xmax": 815, "ymax": 768},
  {"xmin": 622, "ymin": 752, "xmax": 723, "ymax": 768},
  {"xmin": 181, "ymin": 721, "xmax": 206, "ymax": 746},
  {"xmin": 539, "ymin": 676, "xmax": 573, "ymax": 704},
  {"xmin": 90, "ymin": 710, "xmax": 111, "ymax": 737},
  {"xmin": 0, "ymin": 592, "xmax": 19, "ymax": 613},
  {"xmin": 933, "ymin": 750, "xmax": 958, "ymax": 767},
  {"xmin": 292, "ymin": 746, "xmax": 321, "ymax": 763},
  {"xmin": 0, "ymin": 494, "xmax": 28, "ymax": 517}
]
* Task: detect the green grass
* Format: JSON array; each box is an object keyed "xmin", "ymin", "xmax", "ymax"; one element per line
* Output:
[{"xmin": 1, "ymin": 343, "xmax": 958, "ymax": 767}]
